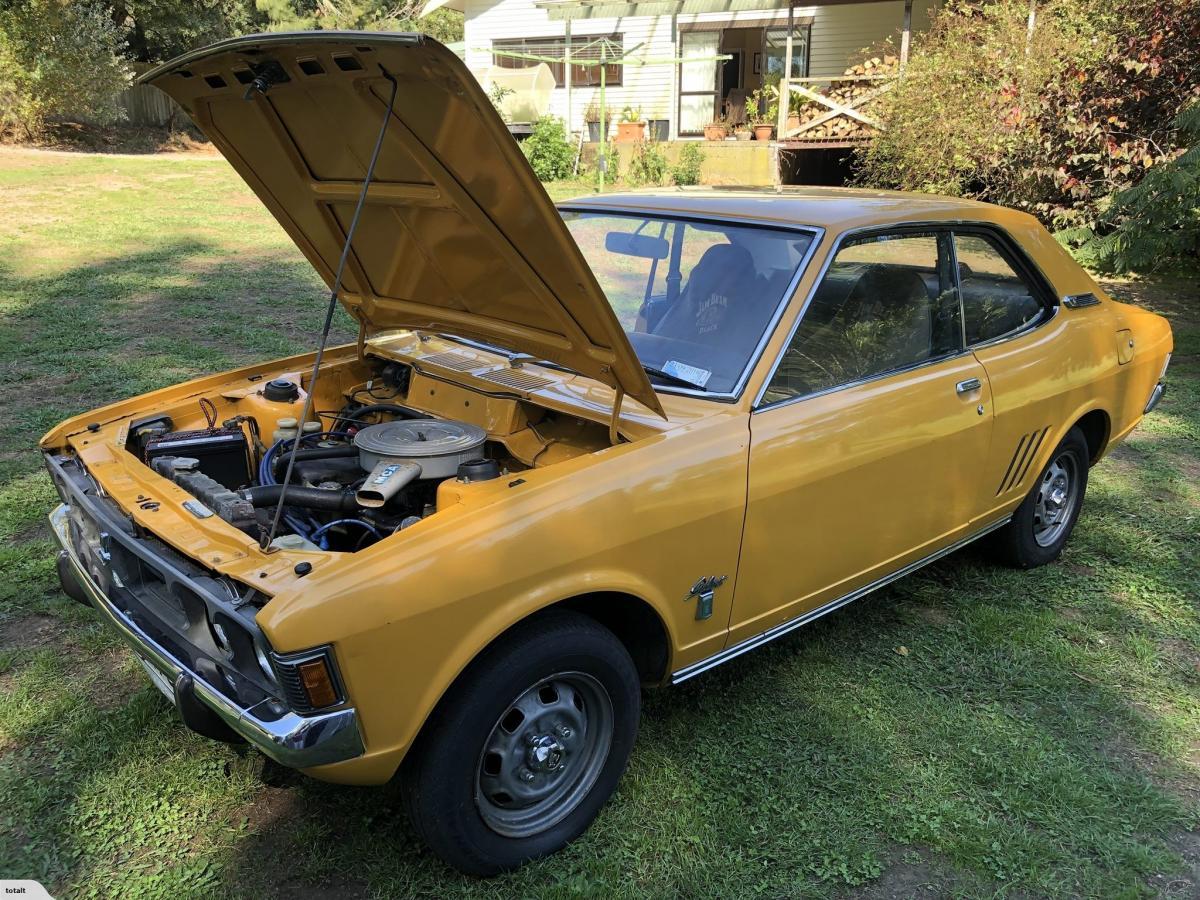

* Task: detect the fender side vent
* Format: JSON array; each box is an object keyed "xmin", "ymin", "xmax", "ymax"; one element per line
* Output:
[
  {"xmin": 480, "ymin": 369, "xmax": 554, "ymax": 392},
  {"xmin": 996, "ymin": 426, "xmax": 1051, "ymax": 495}
]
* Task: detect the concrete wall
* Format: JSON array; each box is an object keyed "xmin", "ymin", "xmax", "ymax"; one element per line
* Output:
[
  {"xmin": 463, "ymin": 0, "xmax": 937, "ymax": 136},
  {"xmin": 583, "ymin": 139, "xmax": 777, "ymax": 186}
]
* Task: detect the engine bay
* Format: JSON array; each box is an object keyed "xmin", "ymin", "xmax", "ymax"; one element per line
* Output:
[{"xmin": 120, "ymin": 351, "xmax": 613, "ymax": 553}]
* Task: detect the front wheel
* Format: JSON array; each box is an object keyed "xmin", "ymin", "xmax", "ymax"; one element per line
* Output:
[
  {"xmin": 401, "ymin": 610, "xmax": 640, "ymax": 876},
  {"xmin": 990, "ymin": 426, "xmax": 1090, "ymax": 569}
]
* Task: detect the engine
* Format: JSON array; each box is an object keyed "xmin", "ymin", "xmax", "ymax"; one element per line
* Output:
[{"xmin": 143, "ymin": 412, "xmax": 500, "ymax": 552}]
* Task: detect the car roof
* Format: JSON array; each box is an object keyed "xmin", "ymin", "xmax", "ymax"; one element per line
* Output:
[{"xmin": 558, "ymin": 186, "xmax": 1020, "ymax": 234}]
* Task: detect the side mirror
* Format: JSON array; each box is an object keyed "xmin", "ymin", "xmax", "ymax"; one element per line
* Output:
[{"xmin": 605, "ymin": 231, "xmax": 669, "ymax": 260}]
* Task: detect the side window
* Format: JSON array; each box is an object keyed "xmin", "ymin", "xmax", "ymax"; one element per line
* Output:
[
  {"xmin": 954, "ymin": 233, "xmax": 1045, "ymax": 344},
  {"xmin": 764, "ymin": 232, "xmax": 961, "ymax": 403}
]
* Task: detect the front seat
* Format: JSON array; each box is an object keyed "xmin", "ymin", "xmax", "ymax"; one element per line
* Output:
[{"xmin": 653, "ymin": 244, "xmax": 755, "ymax": 344}]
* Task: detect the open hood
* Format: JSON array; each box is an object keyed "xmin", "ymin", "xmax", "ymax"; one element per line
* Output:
[{"xmin": 141, "ymin": 32, "xmax": 663, "ymax": 417}]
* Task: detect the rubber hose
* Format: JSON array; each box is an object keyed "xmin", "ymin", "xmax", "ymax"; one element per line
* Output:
[
  {"xmin": 241, "ymin": 484, "xmax": 360, "ymax": 512},
  {"xmin": 343, "ymin": 403, "xmax": 423, "ymax": 423},
  {"xmin": 274, "ymin": 445, "xmax": 359, "ymax": 467}
]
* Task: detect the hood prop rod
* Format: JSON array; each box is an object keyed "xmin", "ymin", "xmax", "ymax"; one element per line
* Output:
[{"xmin": 260, "ymin": 66, "xmax": 399, "ymax": 552}]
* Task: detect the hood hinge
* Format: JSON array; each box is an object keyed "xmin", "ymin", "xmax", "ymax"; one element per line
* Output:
[{"xmin": 608, "ymin": 386, "xmax": 625, "ymax": 446}]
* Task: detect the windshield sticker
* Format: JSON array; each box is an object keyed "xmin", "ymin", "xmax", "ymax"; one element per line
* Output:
[{"xmin": 662, "ymin": 360, "xmax": 712, "ymax": 388}]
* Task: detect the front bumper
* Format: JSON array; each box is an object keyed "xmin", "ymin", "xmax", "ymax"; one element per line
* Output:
[{"xmin": 49, "ymin": 494, "xmax": 364, "ymax": 769}]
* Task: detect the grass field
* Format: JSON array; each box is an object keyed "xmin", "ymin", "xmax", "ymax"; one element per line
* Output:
[{"xmin": 0, "ymin": 147, "xmax": 1197, "ymax": 899}]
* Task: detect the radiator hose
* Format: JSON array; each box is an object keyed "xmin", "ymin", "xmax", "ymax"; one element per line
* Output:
[{"xmin": 241, "ymin": 484, "xmax": 360, "ymax": 512}]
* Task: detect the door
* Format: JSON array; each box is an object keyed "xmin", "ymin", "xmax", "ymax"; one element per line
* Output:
[
  {"xmin": 679, "ymin": 31, "xmax": 720, "ymax": 135},
  {"xmin": 950, "ymin": 230, "xmax": 1104, "ymax": 525},
  {"xmin": 729, "ymin": 230, "xmax": 993, "ymax": 645}
]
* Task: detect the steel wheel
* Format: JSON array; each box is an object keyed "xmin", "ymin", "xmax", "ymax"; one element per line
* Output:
[
  {"xmin": 475, "ymin": 671, "xmax": 614, "ymax": 839},
  {"xmin": 1032, "ymin": 451, "xmax": 1080, "ymax": 547}
]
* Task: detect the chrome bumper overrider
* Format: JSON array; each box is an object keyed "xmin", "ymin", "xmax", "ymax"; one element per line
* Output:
[
  {"xmin": 49, "ymin": 503, "xmax": 364, "ymax": 768},
  {"xmin": 1145, "ymin": 382, "xmax": 1165, "ymax": 414}
]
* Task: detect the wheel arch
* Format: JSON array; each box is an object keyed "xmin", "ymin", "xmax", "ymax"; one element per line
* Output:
[
  {"xmin": 394, "ymin": 588, "xmax": 673, "ymax": 779},
  {"xmin": 1071, "ymin": 407, "xmax": 1111, "ymax": 465}
]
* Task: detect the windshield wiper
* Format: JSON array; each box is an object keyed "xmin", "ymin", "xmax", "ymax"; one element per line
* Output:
[{"xmin": 641, "ymin": 364, "xmax": 708, "ymax": 391}]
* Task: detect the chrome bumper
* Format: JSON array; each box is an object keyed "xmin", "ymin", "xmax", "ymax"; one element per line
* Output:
[
  {"xmin": 50, "ymin": 503, "xmax": 364, "ymax": 769},
  {"xmin": 1144, "ymin": 382, "xmax": 1165, "ymax": 414}
]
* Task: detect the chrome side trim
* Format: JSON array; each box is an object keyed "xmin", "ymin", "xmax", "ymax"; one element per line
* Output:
[
  {"xmin": 50, "ymin": 504, "xmax": 365, "ymax": 768},
  {"xmin": 670, "ymin": 515, "xmax": 1012, "ymax": 684}
]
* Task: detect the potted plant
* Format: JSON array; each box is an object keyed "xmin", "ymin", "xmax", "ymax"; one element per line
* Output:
[
  {"xmin": 703, "ymin": 116, "xmax": 730, "ymax": 141},
  {"xmin": 584, "ymin": 99, "xmax": 612, "ymax": 142},
  {"xmin": 615, "ymin": 106, "xmax": 646, "ymax": 143},
  {"xmin": 746, "ymin": 89, "xmax": 777, "ymax": 142},
  {"xmin": 733, "ymin": 122, "xmax": 752, "ymax": 141}
]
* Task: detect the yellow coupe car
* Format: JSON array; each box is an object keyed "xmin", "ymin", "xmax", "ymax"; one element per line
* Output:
[{"xmin": 42, "ymin": 33, "xmax": 1172, "ymax": 874}]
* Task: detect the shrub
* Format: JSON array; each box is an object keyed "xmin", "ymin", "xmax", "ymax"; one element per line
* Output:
[
  {"xmin": 856, "ymin": 0, "xmax": 1200, "ymax": 242},
  {"xmin": 521, "ymin": 116, "xmax": 576, "ymax": 182},
  {"xmin": 627, "ymin": 140, "xmax": 668, "ymax": 186},
  {"xmin": 1060, "ymin": 102, "xmax": 1200, "ymax": 272},
  {"xmin": 671, "ymin": 142, "xmax": 705, "ymax": 186},
  {"xmin": 0, "ymin": 0, "xmax": 131, "ymax": 139}
]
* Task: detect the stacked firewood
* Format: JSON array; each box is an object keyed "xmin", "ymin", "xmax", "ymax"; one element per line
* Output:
[{"xmin": 787, "ymin": 54, "xmax": 900, "ymax": 141}]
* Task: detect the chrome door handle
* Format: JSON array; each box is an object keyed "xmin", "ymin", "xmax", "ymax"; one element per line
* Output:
[{"xmin": 956, "ymin": 378, "xmax": 982, "ymax": 395}]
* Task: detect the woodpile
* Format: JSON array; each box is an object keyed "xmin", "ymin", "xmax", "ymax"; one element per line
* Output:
[{"xmin": 787, "ymin": 54, "xmax": 899, "ymax": 142}]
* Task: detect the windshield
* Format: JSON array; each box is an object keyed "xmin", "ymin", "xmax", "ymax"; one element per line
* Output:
[{"xmin": 560, "ymin": 210, "xmax": 815, "ymax": 394}]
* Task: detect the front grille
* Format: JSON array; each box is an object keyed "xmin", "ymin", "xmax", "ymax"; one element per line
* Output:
[{"xmin": 272, "ymin": 658, "xmax": 312, "ymax": 712}]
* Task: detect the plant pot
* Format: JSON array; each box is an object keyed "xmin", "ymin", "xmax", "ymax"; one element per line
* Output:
[
  {"xmin": 734, "ymin": 129, "xmax": 752, "ymax": 141},
  {"xmin": 703, "ymin": 124, "xmax": 729, "ymax": 141},
  {"xmin": 587, "ymin": 121, "xmax": 605, "ymax": 142},
  {"xmin": 754, "ymin": 125, "xmax": 775, "ymax": 141},
  {"xmin": 616, "ymin": 121, "xmax": 645, "ymax": 143},
  {"xmin": 786, "ymin": 112, "xmax": 800, "ymax": 133}
]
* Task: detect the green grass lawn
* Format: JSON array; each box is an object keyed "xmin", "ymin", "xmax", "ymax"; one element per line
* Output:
[{"xmin": 0, "ymin": 147, "xmax": 1197, "ymax": 899}]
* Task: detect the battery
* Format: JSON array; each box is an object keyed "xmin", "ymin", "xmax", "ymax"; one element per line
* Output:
[{"xmin": 145, "ymin": 428, "xmax": 251, "ymax": 489}]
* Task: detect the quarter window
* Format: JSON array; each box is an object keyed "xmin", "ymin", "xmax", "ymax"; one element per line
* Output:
[
  {"xmin": 764, "ymin": 232, "xmax": 961, "ymax": 403},
  {"xmin": 954, "ymin": 233, "xmax": 1045, "ymax": 344}
]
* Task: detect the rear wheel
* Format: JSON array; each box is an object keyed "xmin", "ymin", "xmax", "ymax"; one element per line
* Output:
[
  {"xmin": 402, "ymin": 610, "xmax": 640, "ymax": 875},
  {"xmin": 991, "ymin": 426, "xmax": 1089, "ymax": 568}
]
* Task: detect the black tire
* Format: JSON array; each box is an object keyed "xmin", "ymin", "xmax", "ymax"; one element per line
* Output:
[
  {"xmin": 401, "ymin": 610, "xmax": 640, "ymax": 876},
  {"xmin": 990, "ymin": 426, "xmax": 1090, "ymax": 569}
]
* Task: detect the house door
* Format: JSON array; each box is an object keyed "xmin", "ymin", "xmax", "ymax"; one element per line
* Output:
[
  {"xmin": 679, "ymin": 31, "xmax": 720, "ymax": 135},
  {"xmin": 728, "ymin": 229, "xmax": 994, "ymax": 646}
]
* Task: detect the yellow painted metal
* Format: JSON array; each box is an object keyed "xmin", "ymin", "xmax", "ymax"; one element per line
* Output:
[{"xmin": 40, "ymin": 189, "xmax": 1172, "ymax": 786}]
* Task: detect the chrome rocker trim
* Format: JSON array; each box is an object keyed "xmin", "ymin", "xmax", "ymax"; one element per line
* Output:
[
  {"xmin": 671, "ymin": 516, "xmax": 1012, "ymax": 684},
  {"xmin": 50, "ymin": 504, "xmax": 364, "ymax": 768}
]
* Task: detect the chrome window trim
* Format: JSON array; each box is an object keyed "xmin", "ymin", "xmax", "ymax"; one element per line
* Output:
[
  {"xmin": 752, "ymin": 220, "xmax": 1059, "ymax": 410},
  {"xmin": 671, "ymin": 513, "xmax": 1012, "ymax": 684},
  {"xmin": 557, "ymin": 204, "xmax": 825, "ymax": 403}
]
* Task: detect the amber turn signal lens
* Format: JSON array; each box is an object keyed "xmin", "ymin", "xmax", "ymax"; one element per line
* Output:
[{"xmin": 297, "ymin": 657, "xmax": 339, "ymax": 709}]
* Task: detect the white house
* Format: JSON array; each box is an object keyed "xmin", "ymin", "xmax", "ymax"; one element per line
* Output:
[{"xmin": 425, "ymin": 0, "xmax": 939, "ymax": 140}]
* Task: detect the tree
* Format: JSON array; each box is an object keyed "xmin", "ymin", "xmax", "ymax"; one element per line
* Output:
[
  {"xmin": 0, "ymin": 0, "xmax": 131, "ymax": 138},
  {"xmin": 256, "ymin": 0, "xmax": 462, "ymax": 43},
  {"xmin": 110, "ymin": 0, "xmax": 265, "ymax": 63}
]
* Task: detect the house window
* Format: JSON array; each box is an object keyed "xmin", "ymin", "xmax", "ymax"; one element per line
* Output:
[
  {"xmin": 492, "ymin": 35, "xmax": 623, "ymax": 87},
  {"xmin": 763, "ymin": 25, "xmax": 811, "ymax": 80},
  {"xmin": 678, "ymin": 31, "xmax": 720, "ymax": 135}
]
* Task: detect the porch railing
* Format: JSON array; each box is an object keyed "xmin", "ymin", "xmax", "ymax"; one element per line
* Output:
[{"xmin": 777, "ymin": 73, "xmax": 897, "ymax": 144}]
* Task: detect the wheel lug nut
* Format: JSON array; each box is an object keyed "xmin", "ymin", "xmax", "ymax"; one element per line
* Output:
[
  {"xmin": 518, "ymin": 767, "xmax": 535, "ymax": 782},
  {"xmin": 555, "ymin": 725, "xmax": 572, "ymax": 739}
]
